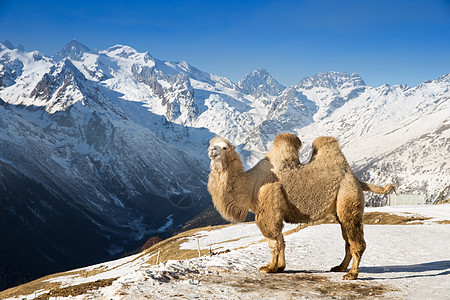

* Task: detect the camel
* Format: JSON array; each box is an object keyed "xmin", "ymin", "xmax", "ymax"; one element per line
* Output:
[{"xmin": 207, "ymin": 133, "xmax": 395, "ymax": 280}]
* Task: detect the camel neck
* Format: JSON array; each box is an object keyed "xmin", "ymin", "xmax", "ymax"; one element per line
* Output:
[{"xmin": 208, "ymin": 160, "xmax": 250, "ymax": 223}]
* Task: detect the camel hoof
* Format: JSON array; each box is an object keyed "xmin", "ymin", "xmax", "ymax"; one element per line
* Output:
[
  {"xmin": 330, "ymin": 265, "xmax": 347, "ymax": 272},
  {"xmin": 342, "ymin": 272, "xmax": 358, "ymax": 280},
  {"xmin": 259, "ymin": 265, "xmax": 278, "ymax": 273},
  {"xmin": 276, "ymin": 266, "xmax": 285, "ymax": 273}
]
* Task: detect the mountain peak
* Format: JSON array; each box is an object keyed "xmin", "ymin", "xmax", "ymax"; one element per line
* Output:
[
  {"xmin": 241, "ymin": 68, "xmax": 271, "ymax": 82},
  {"xmin": 1, "ymin": 40, "xmax": 25, "ymax": 51},
  {"xmin": 432, "ymin": 73, "xmax": 450, "ymax": 84},
  {"xmin": 54, "ymin": 39, "xmax": 92, "ymax": 61},
  {"xmin": 102, "ymin": 45, "xmax": 155, "ymax": 65},
  {"xmin": 238, "ymin": 68, "xmax": 285, "ymax": 97},
  {"xmin": 251, "ymin": 67, "xmax": 270, "ymax": 76},
  {"xmin": 2, "ymin": 40, "xmax": 15, "ymax": 50},
  {"xmin": 298, "ymin": 71, "xmax": 366, "ymax": 90},
  {"xmin": 105, "ymin": 44, "xmax": 142, "ymax": 58}
]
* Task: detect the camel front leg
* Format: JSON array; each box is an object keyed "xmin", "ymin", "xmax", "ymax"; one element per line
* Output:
[
  {"xmin": 276, "ymin": 235, "xmax": 286, "ymax": 272},
  {"xmin": 255, "ymin": 214, "xmax": 286, "ymax": 273},
  {"xmin": 259, "ymin": 238, "xmax": 279, "ymax": 273},
  {"xmin": 256, "ymin": 182, "xmax": 287, "ymax": 273},
  {"xmin": 259, "ymin": 235, "xmax": 285, "ymax": 273}
]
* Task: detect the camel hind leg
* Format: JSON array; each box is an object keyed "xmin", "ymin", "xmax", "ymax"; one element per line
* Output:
[
  {"xmin": 331, "ymin": 217, "xmax": 366, "ymax": 280},
  {"xmin": 330, "ymin": 220, "xmax": 352, "ymax": 272},
  {"xmin": 340, "ymin": 218, "xmax": 366, "ymax": 280},
  {"xmin": 255, "ymin": 183, "xmax": 286, "ymax": 273},
  {"xmin": 333, "ymin": 176, "xmax": 366, "ymax": 280}
]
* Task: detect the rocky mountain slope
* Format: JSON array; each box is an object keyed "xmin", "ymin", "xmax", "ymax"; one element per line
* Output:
[
  {"xmin": 0, "ymin": 40, "xmax": 212, "ymax": 290},
  {"xmin": 0, "ymin": 39, "xmax": 448, "ymax": 290}
]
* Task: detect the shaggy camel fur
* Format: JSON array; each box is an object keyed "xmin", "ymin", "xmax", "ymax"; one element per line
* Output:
[{"xmin": 207, "ymin": 133, "xmax": 395, "ymax": 280}]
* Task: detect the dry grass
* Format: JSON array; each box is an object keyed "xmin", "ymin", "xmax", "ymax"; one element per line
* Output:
[
  {"xmin": 143, "ymin": 223, "xmax": 235, "ymax": 265},
  {"xmin": 363, "ymin": 211, "xmax": 431, "ymax": 225},
  {"xmin": 436, "ymin": 198, "xmax": 450, "ymax": 204},
  {"xmin": 0, "ymin": 273, "xmax": 69, "ymax": 299},
  {"xmin": 436, "ymin": 220, "xmax": 450, "ymax": 224},
  {"xmin": 281, "ymin": 211, "xmax": 430, "ymax": 237},
  {"xmin": 34, "ymin": 278, "xmax": 117, "ymax": 300},
  {"xmin": 0, "ymin": 269, "xmax": 120, "ymax": 299}
]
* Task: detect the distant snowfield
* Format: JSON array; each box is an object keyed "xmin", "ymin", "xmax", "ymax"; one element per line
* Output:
[{"xmin": 4, "ymin": 205, "xmax": 450, "ymax": 299}]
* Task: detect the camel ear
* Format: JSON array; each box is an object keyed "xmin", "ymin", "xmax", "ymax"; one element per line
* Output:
[
  {"xmin": 231, "ymin": 145, "xmax": 236, "ymax": 151},
  {"xmin": 296, "ymin": 136, "xmax": 302, "ymax": 150}
]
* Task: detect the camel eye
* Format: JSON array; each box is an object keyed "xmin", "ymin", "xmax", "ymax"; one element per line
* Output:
[{"xmin": 223, "ymin": 147, "xmax": 228, "ymax": 150}]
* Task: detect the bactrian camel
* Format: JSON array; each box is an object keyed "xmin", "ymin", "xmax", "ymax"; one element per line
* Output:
[{"xmin": 207, "ymin": 133, "xmax": 395, "ymax": 280}]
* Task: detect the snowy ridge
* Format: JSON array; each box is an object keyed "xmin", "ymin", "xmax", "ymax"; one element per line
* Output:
[
  {"xmin": 297, "ymin": 71, "xmax": 367, "ymax": 120},
  {"xmin": 2, "ymin": 205, "xmax": 449, "ymax": 299}
]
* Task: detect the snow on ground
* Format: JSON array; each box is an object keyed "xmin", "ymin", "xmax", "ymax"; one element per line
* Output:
[
  {"xmin": 4, "ymin": 205, "xmax": 450, "ymax": 299},
  {"xmin": 179, "ymin": 222, "xmax": 299, "ymax": 253}
]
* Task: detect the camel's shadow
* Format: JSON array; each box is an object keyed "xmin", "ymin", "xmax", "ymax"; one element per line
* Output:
[
  {"xmin": 283, "ymin": 260, "xmax": 450, "ymax": 280},
  {"xmin": 360, "ymin": 260, "xmax": 450, "ymax": 274},
  {"xmin": 359, "ymin": 260, "xmax": 450, "ymax": 280}
]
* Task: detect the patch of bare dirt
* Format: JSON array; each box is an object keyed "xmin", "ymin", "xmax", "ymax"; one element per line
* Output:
[
  {"xmin": 363, "ymin": 212, "xmax": 431, "ymax": 225},
  {"xmin": 141, "ymin": 264, "xmax": 396, "ymax": 299},
  {"xmin": 192, "ymin": 270, "xmax": 395, "ymax": 299}
]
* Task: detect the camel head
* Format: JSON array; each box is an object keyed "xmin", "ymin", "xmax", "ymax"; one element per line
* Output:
[{"xmin": 208, "ymin": 137, "xmax": 240, "ymax": 172}]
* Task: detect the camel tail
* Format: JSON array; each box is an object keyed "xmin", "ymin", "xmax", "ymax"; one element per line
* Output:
[{"xmin": 359, "ymin": 180, "xmax": 397, "ymax": 195}]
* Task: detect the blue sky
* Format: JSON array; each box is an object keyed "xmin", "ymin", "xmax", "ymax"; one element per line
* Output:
[{"xmin": 1, "ymin": 0, "xmax": 449, "ymax": 87}]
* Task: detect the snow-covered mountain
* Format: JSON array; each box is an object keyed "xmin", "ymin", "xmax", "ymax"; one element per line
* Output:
[
  {"xmin": 0, "ymin": 39, "xmax": 449, "ymax": 290},
  {"xmin": 0, "ymin": 40, "xmax": 214, "ymax": 290},
  {"xmin": 238, "ymin": 68, "xmax": 285, "ymax": 104},
  {"xmin": 241, "ymin": 72, "xmax": 450, "ymax": 205}
]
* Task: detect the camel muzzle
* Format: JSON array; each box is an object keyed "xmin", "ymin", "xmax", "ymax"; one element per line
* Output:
[{"xmin": 208, "ymin": 147, "xmax": 220, "ymax": 159}]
